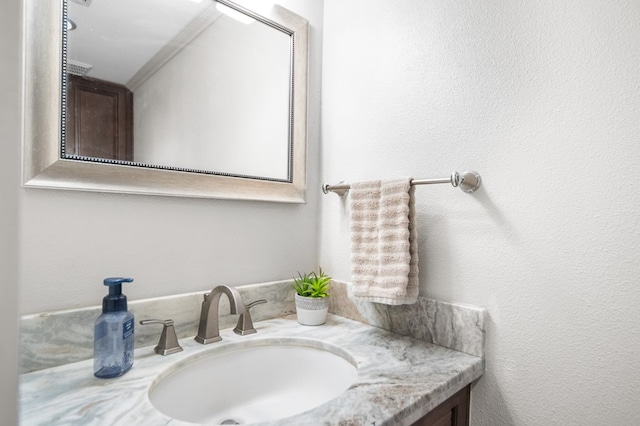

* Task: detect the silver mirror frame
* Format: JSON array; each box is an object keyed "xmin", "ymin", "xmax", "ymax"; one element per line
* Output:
[{"xmin": 23, "ymin": 0, "xmax": 308, "ymax": 203}]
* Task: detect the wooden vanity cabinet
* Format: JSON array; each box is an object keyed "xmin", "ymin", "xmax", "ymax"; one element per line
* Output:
[
  {"xmin": 412, "ymin": 385, "xmax": 470, "ymax": 426},
  {"xmin": 66, "ymin": 75, "xmax": 133, "ymax": 161}
]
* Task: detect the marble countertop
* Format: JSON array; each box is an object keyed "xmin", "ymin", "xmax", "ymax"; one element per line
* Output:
[{"xmin": 19, "ymin": 314, "xmax": 484, "ymax": 426}]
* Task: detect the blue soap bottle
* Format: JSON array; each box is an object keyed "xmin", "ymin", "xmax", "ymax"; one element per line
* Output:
[{"xmin": 94, "ymin": 277, "xmax": 135, "ymax": 378}]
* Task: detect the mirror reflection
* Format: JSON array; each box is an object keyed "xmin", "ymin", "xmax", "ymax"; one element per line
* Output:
[{"xmin": 65, "ymin": 0, "xmax": 293, "ymax": 181}]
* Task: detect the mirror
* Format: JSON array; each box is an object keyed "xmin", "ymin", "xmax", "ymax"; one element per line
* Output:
[{"xmin": 23, "ymin": 0, "xmax": 308, "ymax": 202}]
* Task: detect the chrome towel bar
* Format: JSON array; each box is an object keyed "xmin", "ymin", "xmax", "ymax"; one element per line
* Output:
[{"xmin": 322, "ymin": 170, "xmax": 482, "ymax": 196}]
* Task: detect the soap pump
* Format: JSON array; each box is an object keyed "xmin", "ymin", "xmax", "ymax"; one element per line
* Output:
[{"xmin": 94, "ymin": 277, "xmax": 135, "ymax": 378}]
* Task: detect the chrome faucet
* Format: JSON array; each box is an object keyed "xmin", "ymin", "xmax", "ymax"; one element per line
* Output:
[{"xmin": 195, "ymin": 285, "xmax": 246, "ymax": 344}]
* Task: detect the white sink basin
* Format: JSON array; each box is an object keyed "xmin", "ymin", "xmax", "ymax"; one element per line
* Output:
[{"xmin": 148, "ymin": 338, "xmax": 358, "ymax": 425}]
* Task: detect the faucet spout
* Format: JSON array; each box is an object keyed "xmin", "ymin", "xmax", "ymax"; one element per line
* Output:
[{"xmin": 195, "ymin": 285, "xmax": 246, "ymax": 344}]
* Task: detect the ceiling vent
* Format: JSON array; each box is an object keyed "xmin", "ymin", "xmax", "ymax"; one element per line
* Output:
[
  {"xmin": 70, "ymin": 0, "xmax": 92, "ymax": 6},
  {"xmin": 67, "ymin": 60, "xmax": 93, "ymax": 77}
]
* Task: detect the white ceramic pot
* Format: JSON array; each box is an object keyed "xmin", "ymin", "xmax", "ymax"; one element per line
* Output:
[{"xmin": 294, "ymin": 294, "xmax": 328, "ymax": 326}]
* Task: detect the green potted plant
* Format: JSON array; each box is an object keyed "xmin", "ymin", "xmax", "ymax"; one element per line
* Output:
[{"xmin": 293, "ymin": 268, "xmax": 331, "ymax": 326}]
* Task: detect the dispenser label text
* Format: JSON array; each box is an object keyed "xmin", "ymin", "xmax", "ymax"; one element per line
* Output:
[{"xmin": 123, "ymin": 318, "xmax": 134, "ymax": 340}]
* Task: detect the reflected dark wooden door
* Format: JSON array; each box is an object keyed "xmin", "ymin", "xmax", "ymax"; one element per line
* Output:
[{"xmin": 66, "ymin": 75, "xmax": 133, "ymax": 161}]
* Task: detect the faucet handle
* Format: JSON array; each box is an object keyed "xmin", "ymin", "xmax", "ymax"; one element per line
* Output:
[
  {"xmin": 233, "ymin": 299, "xmax": 267, "ymax": 336},
  {"xmin": 139, "ymin": 319, "xmax": 183, "ymax": 355}
]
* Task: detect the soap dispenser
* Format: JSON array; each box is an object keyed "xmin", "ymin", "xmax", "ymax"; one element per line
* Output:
[{"xmin": 94, "ymin": 277, "xmax": 135, "ymax": 378}]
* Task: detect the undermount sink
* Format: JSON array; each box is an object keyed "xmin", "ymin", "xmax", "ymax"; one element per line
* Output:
[{"xmin": 148, "ymin": 338, "xmax": 358, "ymax": 425}]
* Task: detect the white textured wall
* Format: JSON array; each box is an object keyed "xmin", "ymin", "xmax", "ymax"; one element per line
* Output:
[
  {"xmin": 320, "ymin": 1, "xmax": 640, "ymax": 424},
  {"xmin": 18, "ymin": 0, "xmax": 323, "ymax": 314},
  {"xmin": 1, "ymin": 0, "xmax": 21, "ymax": 421}
]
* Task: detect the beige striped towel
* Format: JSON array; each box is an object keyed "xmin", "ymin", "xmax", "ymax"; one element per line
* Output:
[{"xmin": 349, "ymin": 177, "xmax": 419, "ymax": 305}]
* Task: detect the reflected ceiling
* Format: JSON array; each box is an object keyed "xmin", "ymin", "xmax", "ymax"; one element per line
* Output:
[{"xmin": 67, "ymin": 0, "xmax": 213, "ymax": 85}]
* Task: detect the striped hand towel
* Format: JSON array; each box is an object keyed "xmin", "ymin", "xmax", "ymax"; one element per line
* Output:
[{"xmin": 349, "ymin": 177, "xmax": 419, "ymax": 305}]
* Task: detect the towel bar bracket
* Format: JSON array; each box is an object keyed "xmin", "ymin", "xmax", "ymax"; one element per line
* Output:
[
  {"xmin": 452, "ymin": 170, "xmax": 482, "ymax": 193},
  {"xmin": 322, "ymin": 170, "xmax": 481, "ymax": 196},
  {"xmin": 322, "ymin": 181, "xmax": 349, "ymax": 196}
]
